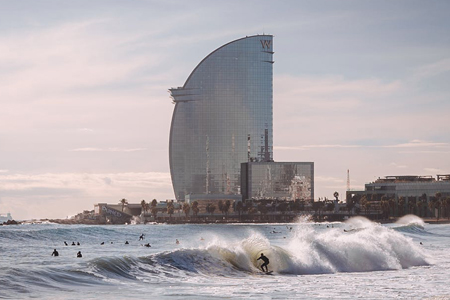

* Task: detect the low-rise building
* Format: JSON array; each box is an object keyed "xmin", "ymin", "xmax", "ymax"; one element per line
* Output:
[
  {"xmin": 346, "ymin": 174, "xmax": 450, "ymax": 218},
  {"xmin": 241, "ymin": 162, "xmax": 314, "ymax": 201}
]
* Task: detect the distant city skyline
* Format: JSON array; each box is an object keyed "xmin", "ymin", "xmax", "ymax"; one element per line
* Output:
[{"xmin": 1, "ymin": 1, "xmax": 449, "ymax": 220}]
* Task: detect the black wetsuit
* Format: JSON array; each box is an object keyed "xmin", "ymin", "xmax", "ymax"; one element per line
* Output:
[
  {"xmin": 52, "ymin": 250, "xmax": 59, "ymax": 256},
  {"xmin": 257, "ymin": 255, "xmax": 269, "ymax": 272}
]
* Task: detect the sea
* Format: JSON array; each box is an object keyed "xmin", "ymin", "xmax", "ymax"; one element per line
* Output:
[{"xmin": 0, "ymin": 215, "xmax": 449, "ymax": 300}]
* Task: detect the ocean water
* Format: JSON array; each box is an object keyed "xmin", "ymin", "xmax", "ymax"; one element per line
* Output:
[{"xmin": 0, "ymin": 215, "xmax": 449, "ymax": 300}]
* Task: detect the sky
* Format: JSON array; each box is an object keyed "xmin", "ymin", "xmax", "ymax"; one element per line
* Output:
[{"xmin": 1, "ymin": 0, "xmax": 449, "ymax": 220}]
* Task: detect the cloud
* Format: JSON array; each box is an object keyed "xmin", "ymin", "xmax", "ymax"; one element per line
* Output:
[
  {"xmin": 275, "ymin": 144, "xmax": 362, "ymax": 150},
  {"xmin": 274, "ymin": 74, "xmax": 401, "ymax": 111},
  {"xmin": 390, "ymin": 162, "xmax": 407, "ymax": 169},
  {"xmin": 0, "ymin": 172, "xmax": 171, "ymax": 194},
  {"xmin": 275, "ymin": 140, "xmax": 450, "ymax": 151},
  {"xmin": 383, "ymin": 140, "xmax": 449, "ymax": 148},
  {"xmin": 0, "ymin": 170, "xmax": 9, "ymax": 173},
  {"xmin": 0, "ymin": 172, "xmax": 173, "ymax": 219},
  {"xmin": 398, "ymin": 150, "xmax": 450, "ymax": 154},
  {"xmin": 423, "ymin": 168, "xmax": 447, "ymax": 174},
  {"xmin": 76, "ymin": 128, "xmax": 94, "ymax": 133},
  {"xmin": 71, "ymin": 148, "xmax": 147, "ymax": 152},
  {"xmin": 0, "ymin": 19, "xmax": 155, "ymax": 101},
  {"xmin": 412, "ymin": 58, "xmax": 450, "ymax": 81}
]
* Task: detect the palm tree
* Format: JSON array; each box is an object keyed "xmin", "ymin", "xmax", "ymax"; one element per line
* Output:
[
  {"xmin": 388, "ymin": 198, "xmax": 395, "ymax": 218},
  {"xmin": 151, "ymin": 199, "xmax": 157, "ymax": 208},
  {"xmin": 119, "ymin": 198, "xmax": 128, "ymax": 212},
  {"xmin": 141, "ymin": 200, "xmax": 146, "ymax": 214},
  {"xmin": 360, "ymin": 196, "xmax": 367, "ymax": 215},
  {"xmin": 243, "ymin": 201, "xmax": 252, "ymax": 214},
  {"xmin": 206, "ymin": 203, "xmax": 216, "ymax": 215},
  {"xmin": 325, "ymin": 201, "xmax": 334, "ymax": 212},
  {"xmin": 224, "ymin": 200, "xmax": 231, "ymax": 218},
  {"xmin": 149, "ymin": 199, "xmax": 158, "ymax": 220},
  {"xmin": 420, "ymin": 193, "xmax": 427, "ymax": 217},
  {"xmin": 346, "ymin": 195, "xmax": 357, "ymax": 214},
  {"xmin": 381, "ymin": 200, "xmax": 389, "ymax": 219},
  {"xmin": 249, "ymin": 207, "xmax": 258, "ymax": 216},
  {"xmin": 167, "ymin": 201, "xmax": 175, "ymax": 220},
  {"xmin": 236, "ymin": 201, "xmax": 243, "ymax": 221},
  {"xmin": 218, "ymin": 200, "xmax": 224, "ymax": 214},
  {"xmin": 408, "ymin": 197, "xmax": 416, "ymax": 215},
  {"xmin": 364, "ymin": 201, "xmax": 371, "ymax": 216},
  {"xmin": 445, "ymin": 197, "xmax": 450, "ymax": 220},
  {"xmin": 257, "ymin": 202, "xmax": 268, "ymax": 215},
  {"xmin": 192, "ymin": 201, "xmax": 199, "ymax": 217},
  {"xmin": 312, "ymin": 201, "xmax": 325, "ymax": 219},
  {"xmin": 151, "ymin": 206, "xmax": 158, "ymax": 220},
  {"xmin": 435, "ymin": 192, "xmax": 442, "ymax": 220},
  {"xmin": 417, "ymin": 198, "xmax": 426, "ymax": 218},
  {"xmin": 182, "ymin": 202, "xmax": 191, "ymax": 219},
  {"xmin": 436, "ymin": 199, "xmax": 442, "ymax": 220},
  {"xmin": 398, "ymin": 196, "xmax": 405, "ymax": 217}
]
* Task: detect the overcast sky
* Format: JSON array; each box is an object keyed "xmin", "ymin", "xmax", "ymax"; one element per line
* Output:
[{"xmin": 1, "ymin": 0, "xmax": 449, "ymax": 220}]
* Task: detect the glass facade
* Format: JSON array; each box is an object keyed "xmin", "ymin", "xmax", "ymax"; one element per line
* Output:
[
  {"xmin": 169, "ymin": 35, "xmax": 274, "ymax": 201},
  {"xmin": 241, "ymin": 162, "xmax": 314, "ymax": 201}
]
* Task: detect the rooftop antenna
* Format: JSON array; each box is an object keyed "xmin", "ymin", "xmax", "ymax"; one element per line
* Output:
[{"xmin": 347, "ymin": 169, "xmax": 350, "ymax": 191}]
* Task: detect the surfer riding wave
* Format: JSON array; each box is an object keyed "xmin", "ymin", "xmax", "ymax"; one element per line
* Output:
[{"xmin": 257, "ymin": 253, "xmax": 270, "ymax": 272}]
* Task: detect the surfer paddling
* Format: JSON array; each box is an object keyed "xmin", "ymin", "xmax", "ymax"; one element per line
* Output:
[{"xmin": 257, "ymin": 253, "xmax": 270, "ymax": 273}]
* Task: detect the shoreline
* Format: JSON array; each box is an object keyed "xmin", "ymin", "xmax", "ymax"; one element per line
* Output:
[{"xmin": 5, "ymin": 216, "xmax": 450, "ymax": 226}]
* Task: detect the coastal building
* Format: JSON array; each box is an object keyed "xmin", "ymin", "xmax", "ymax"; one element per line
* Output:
[
  {"xmin": 346, "ymin": 175, "xmax": 450, "ymax": 202},
  {"xmin": 241, "ymin": 162, "xmax": 314, "ymax": 201},
  {"xmin": 169, "ymin": 35, "xmax": 274, "ymax": 201},
  {"xmin": 346, "ymin": 175, "xmax": 450, "ymax": 218},
  {"xmin": 94, "ymin": 203, "xmax": 133, "ymax": 222}
]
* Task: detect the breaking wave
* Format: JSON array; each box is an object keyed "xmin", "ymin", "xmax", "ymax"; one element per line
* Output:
[
  {"xmin": 0, "ymin": 217, "xmax": 430, "ymax": 295},
  {"xmin": 85, "ymin": 217, "xmax": 429, "ymax": 280}
]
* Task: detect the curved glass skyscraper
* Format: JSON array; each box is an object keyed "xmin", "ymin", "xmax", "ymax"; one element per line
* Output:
[{"xmin": 169, "ymin": 35, "xmax": 273, "ymax": 201}]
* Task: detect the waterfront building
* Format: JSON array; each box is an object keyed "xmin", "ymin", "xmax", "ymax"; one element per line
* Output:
[
  {"xmin": 241, "ymin": 162, "xmax": 314, "ymax": 201},
  {"xmin": 346, "ymin": 175, "xmax": 450, "ymax": 217},
  {"xmin": 169, "ymin": 35, "xmax": 274, "ymax": 201},
  {"xmin": 347, "ymin": 175, "xmax": 450, "ymax": 201}
]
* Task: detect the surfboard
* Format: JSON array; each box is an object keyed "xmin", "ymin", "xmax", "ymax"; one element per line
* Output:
[{"xmin": 262, "ymin": 271, "xmax": 273, "ymax": 275}]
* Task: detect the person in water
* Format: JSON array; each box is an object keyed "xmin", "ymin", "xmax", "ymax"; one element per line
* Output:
[
  {"xmin": 139, "ymin": 234, "xmax": 145, "ymax": 241},
  {"xmin": 77, "ymin": 251, "xmax": 82, "ymax": 258},
  {"xmin": 257, "ymin": 253, "xmax": 270, "ymax": 272},
  {"xmin": 52, "ymin": 249, "xmax": 59, "ymax": 256},
  {"xmin": 176, "ymin": 239, "xmax": 180, "ymax": 244}
]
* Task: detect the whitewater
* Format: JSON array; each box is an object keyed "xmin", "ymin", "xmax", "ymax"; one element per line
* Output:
[{"xmin": 1, "ymin": 215, "xmax": 449, "ymax": 299}]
